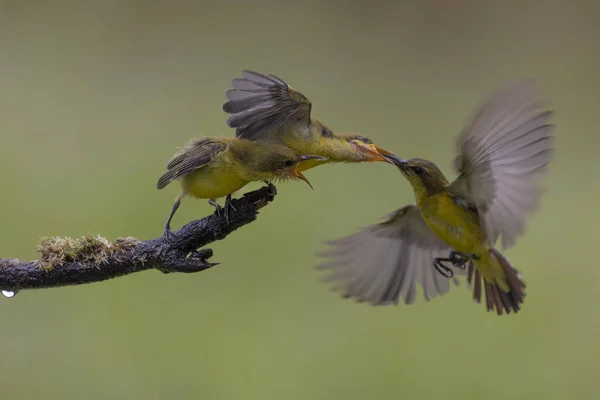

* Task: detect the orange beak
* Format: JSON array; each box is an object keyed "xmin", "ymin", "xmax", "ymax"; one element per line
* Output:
[
  {"xmin": 291, "ymin": 166, "xmax": 313, "ymax": 189},
  {"xmin": 351, "ymin": 140, "xmax": 396, "ymax": 163},
  {"xmin": 291, "ymin": 155, "xmax": 327, "ymax": 189}
]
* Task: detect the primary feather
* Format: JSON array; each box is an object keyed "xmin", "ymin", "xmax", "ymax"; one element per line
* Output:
[
  {"xmin": 316, "ymin": 205, "xmax": 463, "ymax": 305},
  {"xmin": 451, "ymin": 80, "xmax": 556, "ymax": 248},
  {"xmin": 223, "ymin": 70, "xmax": 312, "ymax": 142}
]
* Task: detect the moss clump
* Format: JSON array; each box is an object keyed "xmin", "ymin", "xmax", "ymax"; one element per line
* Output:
[
  {"xmin": 110, "ymin": 237, "xmax": 141, "ymax": 255},
  {"xmin": 36, "ymin": 236, "xmax": 78, "ymax": 271},
  {"xmin": 74, "ymin": 234, "xmax": 111, "ymax": 265},
  {"xmin": 35, "ymin": 235, "xmax": 140, "ymax": 270}
]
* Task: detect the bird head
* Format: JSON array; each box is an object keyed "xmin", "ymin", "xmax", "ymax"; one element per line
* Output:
[
  {"xmin": 235, "ymin": 141, "xmax": 325, "ymax": 189},
  {"xmin": 385, "ymin": 155, "xmax": 448, "ymax": 195},
  {"xmin": 314, "ymin": 124, "xmax": 395, "ymax": 163},
  {"xmin": 254, "ymin": 145, "xmax": 325, "ymax": 189},
  {"xmin": 276, "ymin": 153, "xmax": 327, "ymax": 189}
]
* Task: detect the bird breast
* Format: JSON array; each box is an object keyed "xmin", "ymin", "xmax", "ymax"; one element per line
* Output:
[{"xmin": 418, "ymin": 193, "xmax": 487, "ymax": 255}]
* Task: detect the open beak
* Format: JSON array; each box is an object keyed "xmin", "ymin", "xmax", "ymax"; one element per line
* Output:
[
  {"xmin": 351, "ymin": 140, "xmax": 395, "ymax": 163},
  {"xmin": 292, "ymin": 155, "xmax": 326, "ymax": 189},
  {"xmin": 291, "ymin": 165, "xmax": 314, "ymax": 189},
  {"xmin": 374, "ymin": 145, "xmax": 395, "ymax": 157}
]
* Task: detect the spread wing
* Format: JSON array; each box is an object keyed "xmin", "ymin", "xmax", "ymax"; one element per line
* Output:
[
  {"xmin": 315, "ymin": 205, "xmax": 465, "ymax": 306},
  {"xmin": 156, "ymin": 138, "xmax": 227, "ymax": 190},
  {"xmin": 450, "ymin": 80, "xmax": 556, "ymax": 249},
  {"xmin": 222, "ymin": 70, "xmax": 312, "ymax": 142}
]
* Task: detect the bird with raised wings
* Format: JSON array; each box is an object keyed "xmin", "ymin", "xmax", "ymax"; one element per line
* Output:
[
  {"xmin": 316, "ymin": 81, "xmax": 555, "ymax": 315},
  {"xmin": 157, "ymin": 137, "xmax": 325, "ymax": 238},
  {"xmin": 222, "ymin": 70, "xmax": 395, "ymax": 172}
]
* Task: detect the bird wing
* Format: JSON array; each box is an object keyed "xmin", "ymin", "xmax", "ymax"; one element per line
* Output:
[
  {"xmin": 450, "ymin": 80, "xmax": 556, "ymax": 249},
  {"xmin": 222, "ymin": 70, "xmax": 312, "ymax": 142},
  {"xmin": 156, "ymin": 138, "xmax": 227, "ymax": 190},
  {"xmin": 316, "ymin": 205, "xmax": 465, "ymax": 306}
]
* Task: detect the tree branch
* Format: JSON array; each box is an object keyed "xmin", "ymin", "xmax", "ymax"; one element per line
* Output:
[{"xmin": 0, "ymin": 184, "xmax": 277, "ymax": 296}]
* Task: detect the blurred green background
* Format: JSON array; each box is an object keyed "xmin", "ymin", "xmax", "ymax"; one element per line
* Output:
[{"xmin": 1, "ymin": 1, "xmax": 598, "ymax": 399}]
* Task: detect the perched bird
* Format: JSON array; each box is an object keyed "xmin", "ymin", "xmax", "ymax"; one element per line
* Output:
[
  {"xmin": 316, "ymin": 80, "xmax": 555, "ymax": 315},
  {"xmin": 157, "ymin": 137, "xmax": 325, "ymax": 238},
  {"xmin": 222, "ymin": 70, "xmax": 395, "ymax": 171}
]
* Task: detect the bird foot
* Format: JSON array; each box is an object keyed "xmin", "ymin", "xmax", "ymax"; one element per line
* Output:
[
  {"xmin": 433, "ymin": 251, "xmax": 479, "ymax": 278},
  {"xmin": 224, "ymin": 194, "xmax": 237, "ymax": 222},
  {"xmin": 209, "ymin": 199, "xmax": 229, "ymax": 224},
  {"xmin": 264, "ymin": 181, "xmax": 277, "ymax": 199},
  {"xmin": 210, "ymin": 197, "xmax": 238, "ymax": 224},
  {"xmin": 433, "ymin": 258, "xmax": 455, "ymax": 278}
]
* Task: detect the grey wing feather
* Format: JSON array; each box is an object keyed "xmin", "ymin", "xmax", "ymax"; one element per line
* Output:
[
  {"xmin": 452, "ymin": 80, "xmax": 556, "ymax": 249},
  {"xmin": 315, "ymin": 205, "xmax": 463, "ymax": 306},
  {"xmin": 223, "ymin": 70, "xmax": 312, "ymax": 141},
  {"xmin": 156, "ymin": 138, "xmax": 226, "ymax": 190}
]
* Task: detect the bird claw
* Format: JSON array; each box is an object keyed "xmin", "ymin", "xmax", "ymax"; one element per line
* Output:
[
  {"xmin": 209, "ymin": 199, "xmax": 229, "ymax": 224},
  {"xmin": 264, "ymin": 181, "xmax": 277, "ymax": 198},
  {"xmin": 433, "ymin": 251, "xmax": 478, "ymax": 278},
  {"xmin": 209, "ymin": 196, "xmax": 238, "ymax": 224},
  {"xmin": 433, "ymin": 258, "xmax": 455, "ymax": 278},
  {"xmin": 224, "ymin": 194, "xmax": 237, "ymax": 222}
]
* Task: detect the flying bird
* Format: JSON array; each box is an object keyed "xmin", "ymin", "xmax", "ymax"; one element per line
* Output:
[
  {"xmin": 316, "ymin": 80, "xmax": 555, "ymax": 315},
  {"xmin": 222, "ymin": 70, "xmax": 395, "ymax": 172}
]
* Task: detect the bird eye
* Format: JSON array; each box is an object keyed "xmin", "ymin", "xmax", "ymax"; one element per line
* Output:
[
  {"xmin": 412, "ymin": 166, "xmax": 424, "ymax": 175},
  {"xmin": 283, "ymin": 159, "xmax": 296, "ymax": 167},
  {"xmin": 357, "ymin": 136, "xmax": 372, "ymax": 144}
]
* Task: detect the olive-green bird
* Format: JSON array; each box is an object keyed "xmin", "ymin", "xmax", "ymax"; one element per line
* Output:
[
  {"xmin": 157, "ymin": 137, "xmax": 325, "ymax": 238},
  {"xmin": 222, "ymin": 70, "xmax": 395, "ymax": 171},
  {"xmin": 316, "ymin": 80, "xmax": 555, "ymax": 315}
]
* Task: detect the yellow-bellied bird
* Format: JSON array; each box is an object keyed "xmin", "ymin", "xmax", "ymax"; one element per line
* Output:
[
  {"xmin": 222, "ymin": 70, "xmax": 395, "ymax": 171},
  {"xmin": 316, "ymin": 80, "xmax": 555, "ymax": 315},
  {"xmin": 157, "ymin": 137, "xmax": 325, "ymax": 238}
]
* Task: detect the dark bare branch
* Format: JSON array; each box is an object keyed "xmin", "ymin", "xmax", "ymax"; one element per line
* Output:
[{"xmin": 0, "ymin": 185, "xmax": 277, "ymax": 295}]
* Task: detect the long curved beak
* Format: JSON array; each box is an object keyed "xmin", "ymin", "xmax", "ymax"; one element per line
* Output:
[
  {"xmin": 351, "ymin": 140, "xmax": 395, "ymax": 163},
  {"xmin": 385, "ymin": 154, "xmax": 408, "ymax": 171}
]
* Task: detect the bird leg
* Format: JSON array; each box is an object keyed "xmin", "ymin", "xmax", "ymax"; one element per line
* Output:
[
  {"xmin": 208, "ymin": 199, "xmax": 228, "ymax": 223},
  {"xmin": 433, "ymin": 251, "xmax": 479, "ymax": 278},
  {"xmin": 223, "ymin": 194, "xmax": 237, "ymax": 223},
  {"xmin": 449, "ymin": 251, "xmax": 478, "ymax": 268},
  {"xmin": 209, "ymin": 195, "xmax": 238, "ymax": 224},
  {"xmin": 163, "ymin": 192, "xmax": 183, "ymax": 242}
]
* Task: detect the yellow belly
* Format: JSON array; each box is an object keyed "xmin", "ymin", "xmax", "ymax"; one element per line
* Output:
[
  {"xmin": 181, "ymin": 165, "xmax": 248, "ymax": 200},
  {"xmin": 419, "ymin": 193, "xmax": 486, "ymax": 255}
]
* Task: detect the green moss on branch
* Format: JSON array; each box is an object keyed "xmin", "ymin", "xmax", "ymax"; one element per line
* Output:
[{"xmin": 0, "ymin": 185, "xmax": 276, "ymax": 294}]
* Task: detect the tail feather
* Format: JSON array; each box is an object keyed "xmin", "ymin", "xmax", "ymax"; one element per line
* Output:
[{"xmin": 468, "ymin": 249, "xmax": 526, "ymax": 315}]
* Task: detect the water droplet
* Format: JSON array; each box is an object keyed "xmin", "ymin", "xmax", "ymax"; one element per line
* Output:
[{"xmin": 1, "ymin": 290, "xmax": 17, "ymax": 298}]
